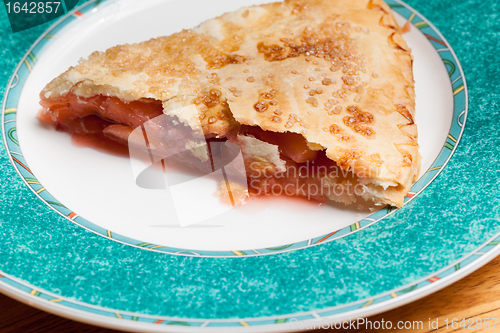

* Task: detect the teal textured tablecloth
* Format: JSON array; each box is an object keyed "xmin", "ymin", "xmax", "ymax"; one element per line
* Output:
[{"xmin": 0, "ymin": 0, "xmax": 498, "ymax": 324}]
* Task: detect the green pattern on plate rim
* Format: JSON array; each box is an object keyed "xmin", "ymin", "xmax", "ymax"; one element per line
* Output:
[
  {"xmin": 0, "ymin": 0, "xmax": 476, "ymax": 328},
  {"xmin": 1, "ymin": 0, "xmax": 468, "ymax": 259},
  {"xmin": 3, "ymin": 234, "xmax": 500, "ymax": 329}
]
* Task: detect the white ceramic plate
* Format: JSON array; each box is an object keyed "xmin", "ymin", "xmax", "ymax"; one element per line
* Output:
[{"xmin": 15, "ymin": 0, "xmax": 452, "ymax": 256}]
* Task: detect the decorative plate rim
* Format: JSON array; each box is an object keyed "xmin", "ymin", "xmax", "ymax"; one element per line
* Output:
[
  {"xmin": 2, "ymin": 0, "xmax": 467, "ymax": 258},
  {"xmin": 2, "ymin": 227, "xmax": 499, "ymax": 332},
  {"xmin": 0, "ymin": 0, "xmax": 479, "ymax": 331}
]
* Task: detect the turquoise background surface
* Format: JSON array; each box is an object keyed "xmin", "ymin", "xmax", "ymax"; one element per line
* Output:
[{"xmin": 0, "ymin": 0, "xmax": 498, "ymax": 322}]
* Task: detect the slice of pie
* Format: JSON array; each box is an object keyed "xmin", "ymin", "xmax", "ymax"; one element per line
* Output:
[{"xmin": 39, "ymin": 0, "xmax": 420, "ymax": 207}]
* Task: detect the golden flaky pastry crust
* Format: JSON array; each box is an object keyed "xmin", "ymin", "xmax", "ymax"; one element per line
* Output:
[{"xmin": 41, "ymin": 0, "xmax": 421, "ymax": 207}]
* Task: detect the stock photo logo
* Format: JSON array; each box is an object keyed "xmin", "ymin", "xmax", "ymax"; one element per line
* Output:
[
  {"xmin": 3, "ymin": 0, "xmax": 80, "ymax": 32},
  {"xmin": 126, "ymin": 104, "xmax": 371, "ymax": 229},
  {"xmin": 128, "ymin": 105, "xmax": 248, "ymax": 228}
]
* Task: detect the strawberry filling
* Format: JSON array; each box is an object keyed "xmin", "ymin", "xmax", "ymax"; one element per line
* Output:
[
  {"xmin": 40, "ymin": 93, "xmax": 341, "ymax": 203},
  {"xmin": 39, "ymin": 93, "xmax": 164, "ymax": 155}
]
